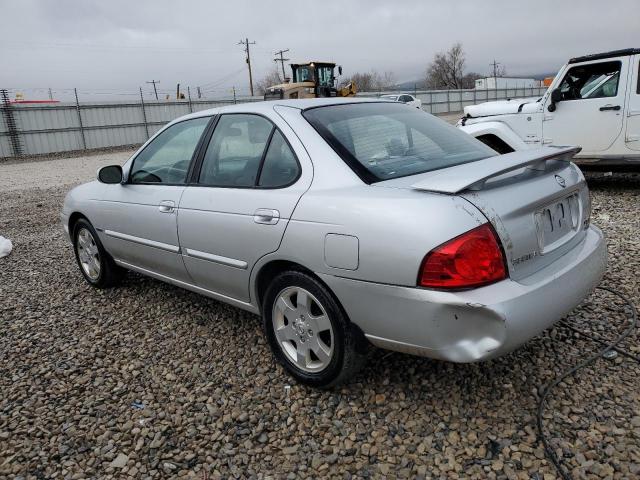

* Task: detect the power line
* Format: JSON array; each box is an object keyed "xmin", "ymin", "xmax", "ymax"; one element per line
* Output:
[
  {"xmin": 238, "ymin": 38, "xmax": 256, "ymax": 97},
  {"xmin": 197, "ymin": 67, "xmax": 246, "ymax": 90},
  {"xmin": 146, "ymin": 80, "xmax": 160, "ymax": 100},
  {"xmin": 274, "ymin": 48, "xmax": 290, "ymax": 81}
]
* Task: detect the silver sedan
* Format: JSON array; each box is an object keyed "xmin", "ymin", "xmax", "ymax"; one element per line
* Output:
[{"xmin": 61, "ymin": 98, "xmax": 606, "ymax": 387}]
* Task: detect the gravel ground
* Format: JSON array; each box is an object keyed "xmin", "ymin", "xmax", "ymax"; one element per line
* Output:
[{"xmin": 0, "ymin": 152, "xmax": 639, "ymax": 479}]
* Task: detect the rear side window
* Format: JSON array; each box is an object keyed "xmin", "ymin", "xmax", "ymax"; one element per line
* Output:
[
  {"xmin": 303, "ymin": 102, "xmax": 495, "ymax": 183},
  {"xmin": 199, "ymin": 114, "xmax": 272, "ymax": 187},
  {"xmin": 558, "ymin": 61, "xmax": 621, "ymax": 100},
  {"xmin": 197, "ymin": 114, "xmax": 300, "ymax": 188},
  {"xmin": 258, "ymin": 130, "xmax": 300, "ymax": 187}
]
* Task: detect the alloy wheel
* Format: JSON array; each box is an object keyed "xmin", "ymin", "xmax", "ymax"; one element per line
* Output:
[
  {"xmin": 76, "ymin": 227, "xmax": 101, "ymax": 281},
  {"xmin": 271, "ymin": 286, "xmax": 334, "ymax": 372}
]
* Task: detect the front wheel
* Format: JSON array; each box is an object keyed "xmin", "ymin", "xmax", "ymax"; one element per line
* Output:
[
  {"xmin": 262, "ymin": 271, "xmax": 367, "ymax": 388},
  {"xmin": 73, "ymin": 218, "xmax": 123, "ymax": 288}
]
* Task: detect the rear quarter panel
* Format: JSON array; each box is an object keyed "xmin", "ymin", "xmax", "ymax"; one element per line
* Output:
[{"xmin": 271, "ymin": 185, "xmax": 487, "ymax": 287}]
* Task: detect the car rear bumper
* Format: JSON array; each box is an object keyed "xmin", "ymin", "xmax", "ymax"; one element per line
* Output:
[{"xmin": 319, "ymin": 225, "xmax": 606, "ymax": 362}]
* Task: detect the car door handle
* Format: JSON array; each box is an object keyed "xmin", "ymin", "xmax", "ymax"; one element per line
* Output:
[
  {"xmin": 253, "ymin": 208, "xmax": 279, "ymax": 225},
  {"xmin": 158, "ymin": 200, "xmax": 175, "ymax": 213},
  {"xmin": 599, "ymin": 105, "xmax": 621, "ymax": 111}
]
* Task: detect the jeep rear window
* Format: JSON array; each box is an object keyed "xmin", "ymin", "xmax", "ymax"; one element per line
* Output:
[{"xmin": 303, "ymin": 102, "xmax": 495, "ymax": 183}]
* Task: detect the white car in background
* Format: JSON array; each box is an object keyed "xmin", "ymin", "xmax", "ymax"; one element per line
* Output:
[
  {"xmin": 381, "ymin": 93, "xmax": 422, "ymax": 109},
  {"xmin": 457, "ymin": 48, "xmax": 640, "ymax": 166}
]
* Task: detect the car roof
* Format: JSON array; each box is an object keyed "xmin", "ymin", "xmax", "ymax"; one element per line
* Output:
[
  {"xmin": 177, "ymin": 97, "xmax": 390, "ymax": 122},
  {"xmin": 569, "ymin": 48, "xmax": 640, "ymax": 64}
]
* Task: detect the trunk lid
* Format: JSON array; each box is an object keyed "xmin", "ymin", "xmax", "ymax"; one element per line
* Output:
[{"xmin": 377, "ymin": 146, "xmax": 591, "ymax": 280}]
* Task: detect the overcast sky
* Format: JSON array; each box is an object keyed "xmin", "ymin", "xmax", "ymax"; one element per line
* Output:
[{"xmin": 1, "ymin": 0, "xmax": 638, "ymax": 99}]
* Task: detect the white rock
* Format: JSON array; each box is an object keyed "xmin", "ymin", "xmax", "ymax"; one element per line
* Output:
[
  {"xmin": 0, "ymin": 236, "xmax": 12, "ymax": 258},
  {"xmin": 109, "ymin": 453, "xmax": 129, "ymax": 468}
]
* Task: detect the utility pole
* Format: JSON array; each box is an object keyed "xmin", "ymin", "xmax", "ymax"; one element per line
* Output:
[
  {"xmin": 238, "ymin": 38, "xmax": 256, "ymax": 97},
  {"xmin": 48, "ymin": 88, "xmax": 53, "ymax": 101},
  {"xmin": 274, "ymin": 48, "xmax": 290, "ymax": 81},
  {"xmin": 146, "ymin": 80, "xmax": 160, "ymax": 100},
  {"xmin": 490, "ymin": 60, "xmax": 501, "ymax": 79}
]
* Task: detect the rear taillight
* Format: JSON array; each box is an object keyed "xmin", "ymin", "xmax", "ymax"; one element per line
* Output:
[{"xmin": 418, "ymin": 223, "xmax": 507, "ymax": 289}]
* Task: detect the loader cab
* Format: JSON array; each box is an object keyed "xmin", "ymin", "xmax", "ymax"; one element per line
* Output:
[{"xmin": 291, "ymin": 62, "xmax": 338, "ymax": 97}]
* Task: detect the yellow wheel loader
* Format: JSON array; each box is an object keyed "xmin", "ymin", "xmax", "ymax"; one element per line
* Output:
[{"xmin": 264, "ymin": 62, "xmax": 356, "ymax": 100}]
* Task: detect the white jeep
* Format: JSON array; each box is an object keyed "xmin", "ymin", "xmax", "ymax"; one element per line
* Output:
[{"xmin": 457, "ymin": 48, "xmax": 640, "ymax": 166}]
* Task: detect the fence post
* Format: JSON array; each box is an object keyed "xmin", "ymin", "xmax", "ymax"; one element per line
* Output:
[
  {"xmin": 74, "ymin": 88, "xmax": 87, "ymax": 150},
  {"xmin": 446, "ymin": 90, "xmax": 450, "ymax": 113},
  {"xmin": 473, "ymin": 88, "xmax": 477, "ymax": 105},
  {"xmin": 139, "ymin": 87, "xmax": 150, "ymax": 140},
  {"xmin": 0, "ymin": 89, "xmax": 23, "ymax": 157},
  {"xmin": 187, "ymin": 86, "xmax": 193, "ymax": 113}
]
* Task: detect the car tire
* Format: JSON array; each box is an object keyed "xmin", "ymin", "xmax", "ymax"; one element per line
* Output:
[
  {"xmin": 72, "ymin": 218, "xmax": 123, "ymax": 289},
  {"xmin": 262, "ymin": 270, "xmax": 367, "ymax": 388}
]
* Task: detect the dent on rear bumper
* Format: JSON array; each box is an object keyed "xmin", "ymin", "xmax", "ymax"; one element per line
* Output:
[{"xmin": 319, "ymin": 226, "xmax": 606, "ymax": 363}]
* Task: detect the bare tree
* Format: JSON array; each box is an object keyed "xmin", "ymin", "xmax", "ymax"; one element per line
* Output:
[
  {"xmin": 425, "ymin": 43, "xmax": 466, "ymax": 89},
  {"xmin": 256, "ymin": 68, "xmax": 282, "ymax": 95},
  {"xmin": 380, "ymin": 71, "xmax": 396, "ymax": 90},
  {"xmin": 461, "ymin": 71, "xmax": 483, "ymax": 89},
  {"xmin": 348, "ymin": 70, "xmax": 395, "ymax": 92},
  {"xmin": 348, "ymin": 72, "xmax": 377, "ymax": 92}
]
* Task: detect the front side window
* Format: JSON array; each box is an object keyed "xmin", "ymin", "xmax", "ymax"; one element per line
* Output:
[
  {"xmin": 558, "ymin": 61, "xmax": 621, "ymax": 101},
  {"xmin": 130, "ymin": 117, "xmax": 209, "ymax": 184},
  {"xmin": 303, "ymin": 102, "xmax": 495, "ymax": 183},
  {"xmin": 198, "ymin": 114, "xmax": 300, "ymax": 188}
]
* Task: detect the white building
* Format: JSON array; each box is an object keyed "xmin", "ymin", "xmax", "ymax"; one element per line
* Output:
[{"xmin": 475, "ymin": 77, "xmax": 540, "ymax": 89}]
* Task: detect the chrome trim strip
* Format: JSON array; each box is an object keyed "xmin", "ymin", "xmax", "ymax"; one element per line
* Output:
[
  {"xmin": 104, "ymin": 229, "xmax": 180, "ymax": 254},
  {"xmin": 113, "ymin": 259, "xmax": 258, "ymax": 314},
  {"xmin": 183, "ymin": 248, "xmax": 248, "ymax": 269}
]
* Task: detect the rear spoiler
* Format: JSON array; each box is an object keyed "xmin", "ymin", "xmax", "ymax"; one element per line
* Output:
[{"xmin": 411, "ymin": 146, "xmax": 581, "ymax": 194}]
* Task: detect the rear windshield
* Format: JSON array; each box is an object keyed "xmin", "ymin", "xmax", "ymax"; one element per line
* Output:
[{"xmin": 303, "ymin": 102, "xmax": 495, "ymax": 183}]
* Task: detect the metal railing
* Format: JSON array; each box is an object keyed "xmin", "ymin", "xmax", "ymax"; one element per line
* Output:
[{"xmin": 0, "ymin": 87, "xmax": 547, "ymax": 158}]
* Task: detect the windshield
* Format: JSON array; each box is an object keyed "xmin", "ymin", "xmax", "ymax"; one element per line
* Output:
[
  {"xmin": 293, "ymin": 66, "xmax": 314, "ymax": 83},
  {"xmin": 303, "ymin": 102, "xmax": 496, "ymax": 183}
]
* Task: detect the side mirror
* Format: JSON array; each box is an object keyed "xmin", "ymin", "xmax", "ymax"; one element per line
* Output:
[
  {"xmin": 548, "ymin": 88, "xmax": 562, "ymax": 112},
  {"xmin": 98, "ymin": 165, "xmax": 123, "ymax": 184},
  {"xmin": 338, "ymin": 66, "xmax": 343, "ymax": 76}
]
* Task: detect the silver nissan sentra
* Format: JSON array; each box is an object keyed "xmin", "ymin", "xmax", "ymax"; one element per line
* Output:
[{"xmin": 61, "ymin": 98, "xmax": 607, "ymax": 387}]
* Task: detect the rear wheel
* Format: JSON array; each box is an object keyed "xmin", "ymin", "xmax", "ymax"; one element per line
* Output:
[
  {"xmin": 263, "ymin": 271, "xmax": 367, "ymax": 388},
  {"xmin": 73, "ymin": 218, "xmax": 122, "ymax": 288}
]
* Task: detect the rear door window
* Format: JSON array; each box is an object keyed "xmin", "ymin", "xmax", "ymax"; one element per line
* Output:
[
  {"xmin": 197, "ymin": 114, "xmax": 300, "ymax": 188},
  {"xmin": 198, "ymin": 114, "xmax": 273, "ymax": 187}
]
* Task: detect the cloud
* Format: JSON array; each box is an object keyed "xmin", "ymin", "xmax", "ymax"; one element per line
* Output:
[{"xmin": 1, "ymin": 0, "xmax": 638, "ymax": 98}]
